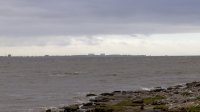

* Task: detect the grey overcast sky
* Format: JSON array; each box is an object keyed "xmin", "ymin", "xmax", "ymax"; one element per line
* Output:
[{"xmin": 1, "ymin": 0, "xmax": 200, "ymax": 56}]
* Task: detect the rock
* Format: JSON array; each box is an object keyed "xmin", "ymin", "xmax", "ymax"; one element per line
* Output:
[
  {"xmin": 186, "ymin": 81, "xmax": 200, "ymax": 88},
  {"xmin": 175, "ymin": 85, "xmax": 185, "ymax": 89},
  {"xmin": 86, "ymin": 94, "xmax": 97, "ymax": 97},
  {"xmin": 173, "ymin": 91, "xmax": 179, "ymax": 94},
  {"xmin": 112, "ymin": 91, "xmax": 121, "ymax": 94},
  {"xmin": 167, "ymin": 85, "xmax": 185, "ymax": 91},
  {"xmin": 140, "ymin": 104, "xmax": 144, "ymax": 110},
  {"xmin": 45, "ymin": 109, "xmax": 51, "ymax": 112},
  {"xmin": 94, "ymin": 107, "xmax": 113, "ymax": 112},
  {"xmin": 152, "ymin": 87, "xmax": 165, "ymax": 92},
  {"xmin": 132, "ymin": 99, "xmax": 144, "ymax": 104},
  {"xmin": 167, "ymin": 87, "xmax": 174, "ymax": 90},
  {"xmin": 62, "ymin": 105, "xmax": 79, "ymax": 112},
  {"xmin": 168, "ymin": 107, "xmax": 187, "ymax": 112},
  {"xmin": 100, "ymin": 93, "xmax": 114, "ymax": 96},
  {"xmin": 122, "ymin": 91, "xmax": 127, "ymax": 95},
  {"xmin": 181, "ymin": 91, "xmax": 192, "ymax": 96},
  {"xmin": 45, "ymin": 81, "xmax": 200, "ymax": 112},
  {"xmin": 83, "ymin": 102, "xmax": 94, "ymax": 107},
  {"xmin": 90, "ymin": 97, "xmax": 111, "ymax": 102},
  {"xmin": 183, "ymin": 97, "xmax": 197, "ymax": 103},
  {"xmin": 45, "ymin": 107, "xmax": 60, "ymax": 112},
  {"xmin": 152, "ymin": 100, "xmax": 167, "ymax": 105}
]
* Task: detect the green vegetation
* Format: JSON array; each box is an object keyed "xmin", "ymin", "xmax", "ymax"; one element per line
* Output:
[
  {"xmin": 153, "ymin": 105, "xmax": 168, "ymax": 111},
  {"xmin": 95, "ymin": 105, "xmax": 114, "ymax": 112},
  {"xmin": 95, "ymin": 103, "xmax": 125, "ymax": 112},
  {"xmin": 115, "ymin": 99, "xmax": 142, "ymax": 107},
  {"xmin": 196, "ymin": 96, "xmax": 200, "ymax": 100},
  {"xmin": 186, "ymin": 106, "xmax": 200, "ymax": 112},
  {"xmin": 143, "ymin": 95, "xmax": 166, "ymax": 104},
  {"xmin": 94, "ymin": 99, "xmax": 143, "ymax": 112}
]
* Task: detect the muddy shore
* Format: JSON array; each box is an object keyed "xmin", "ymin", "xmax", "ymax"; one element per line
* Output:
[{"xmin": 44, "ymin": 81, "xmax": 200, "ymax": 112}]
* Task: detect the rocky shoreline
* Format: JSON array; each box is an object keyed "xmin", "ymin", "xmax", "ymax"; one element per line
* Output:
[{"xmin": 44, "ymin": 81, "xmax": 200, "ymax": 112}]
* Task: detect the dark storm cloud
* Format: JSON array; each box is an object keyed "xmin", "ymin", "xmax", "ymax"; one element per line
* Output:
[{"xmin": 0, "ymin": 0, "xmax": 200, "ymax": 37}]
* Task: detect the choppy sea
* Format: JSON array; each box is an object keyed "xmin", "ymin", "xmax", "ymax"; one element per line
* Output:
[{"xmin": 0, "ymin": 56, "xmax": 200, "ymax": 112}]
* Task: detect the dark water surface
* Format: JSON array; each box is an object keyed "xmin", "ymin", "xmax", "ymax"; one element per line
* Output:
[{"xmin": 0, "ymin": 56, "xmax": 200, "ymax": 112}]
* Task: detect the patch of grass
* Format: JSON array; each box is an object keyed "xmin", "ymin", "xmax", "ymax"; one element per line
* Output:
[
  {"xmin": 95, "ymin": 105, "xmax": 114, "ymax": 112},
  {"xmin": 94, "ymin": 100, "xmax": 142, "ymax": 112},
  {"xmin": 186, "ymin": 106, "xmax": 200, "ymax": 112},
  {"xmin": 95, "ymin": 104, "xmax": 125, "ymax": 112},
  {"xmin": 143, "ymin": 95, "xmax": 166, "ymax": 104},
  {"xmin": 153, "ymin": 105, "xmax": 168, "ymax": 111},
  {"xmin": 196, "ymin": 96, "xmax": 200, "ymax": 100},
  {"xmin": 115, "ymin": 100, "xmax": 142, "ymax": 107}
]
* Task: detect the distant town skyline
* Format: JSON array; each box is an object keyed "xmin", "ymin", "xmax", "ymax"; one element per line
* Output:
[{"xmin": 1, "ymin": 0, "xmax": 200, "ymax": 56}]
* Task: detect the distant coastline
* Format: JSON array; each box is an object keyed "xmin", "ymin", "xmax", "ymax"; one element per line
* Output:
[
  {"xmin": 1, "ymin": 54, "xmax": 147, "ymax": 58},
  {"xmin": 3, "ymin": 55, "xmax": 200, "ymax": 58}
]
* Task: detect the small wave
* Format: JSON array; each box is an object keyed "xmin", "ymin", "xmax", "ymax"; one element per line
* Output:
[
  {"xmin": 140, "ymin": 87, "xmax": 153, "ymax": 91},
  {"xmin": 49, "ymin": 72, "xmax": 82, "ymax": 77},
  {"xmin": 39, "ymin": 106, "xmax": 58, "ymax": 112},
  {"xmin": 64, "ymin": 72, "xmax": 80, "ymax": 75},
  {"xmin": 49, "ymin": 74, "xmax": 66, "ymax": 77}
]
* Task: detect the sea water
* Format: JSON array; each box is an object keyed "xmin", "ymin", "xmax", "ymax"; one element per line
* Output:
[{"xmin": 0, "ymin": 56, "xmax": 200, "ymax": 112}]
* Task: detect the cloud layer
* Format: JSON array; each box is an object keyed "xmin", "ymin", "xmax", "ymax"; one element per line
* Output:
[
  {"xmin": 0, "ymin": 34, "xmax": 200, "ymax": 56},
  {"xmin": 1, "ymin": 0, "xmax": 200, "ymax": 37},
  {"xmin": 0, "ymin": 0, "xmax": 200, "ymax": 55}
]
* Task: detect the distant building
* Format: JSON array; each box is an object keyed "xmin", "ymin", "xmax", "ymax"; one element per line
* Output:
[
  {"xmin": 8, "ymin": 54, "xmax": 11, "ymax": 57},
  {"xmin": 100, "ymin": 53, "xmax": 106, "ymax": 56},
  {"xmin": 88, "ymin": 53, "xmax": 95, "ymax": 56}
]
